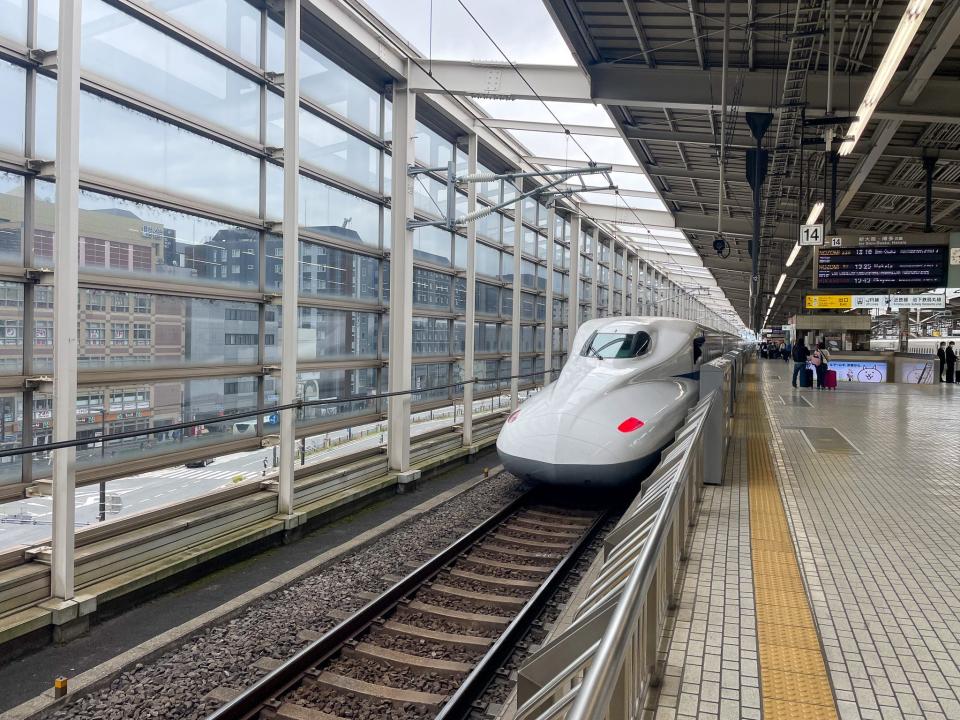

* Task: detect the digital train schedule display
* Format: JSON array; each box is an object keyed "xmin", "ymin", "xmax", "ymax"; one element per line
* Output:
[{"xmin": 817, "ymin": 245, "xmax": 948, "ymax": 289}]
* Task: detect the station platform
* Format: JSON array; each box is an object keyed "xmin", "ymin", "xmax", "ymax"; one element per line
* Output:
[{"xmin": 650, "ymin": 362, "xmax": 960, "ymax": 720}]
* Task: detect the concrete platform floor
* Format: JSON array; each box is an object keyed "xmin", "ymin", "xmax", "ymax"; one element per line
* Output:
[{"xmin": 652, "ymin": 362, "xmax": 960, "ymax": 720}]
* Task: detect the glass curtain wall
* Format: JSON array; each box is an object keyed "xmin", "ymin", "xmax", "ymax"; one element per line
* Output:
[
  {"xmin": 0, "ymin": 0, "xmax": 737, "ymax": 550},
  {"xmin": 0, "ymin": 1, "xmax": 394, "ymax": 497}
]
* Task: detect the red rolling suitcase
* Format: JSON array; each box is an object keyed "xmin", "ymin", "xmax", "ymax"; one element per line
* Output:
[{"xmin": 824, "ymin": 369, "xmax": 837, "ymax": 389}]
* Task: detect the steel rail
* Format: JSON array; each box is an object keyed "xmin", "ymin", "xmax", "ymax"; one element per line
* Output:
[
  {"xmin": 435, "ymin": 508, "xmax": 610, "ymax": 719},
  {"xmin": 203, "ymin": 490, "xmax": 604, "ymax": 720}
]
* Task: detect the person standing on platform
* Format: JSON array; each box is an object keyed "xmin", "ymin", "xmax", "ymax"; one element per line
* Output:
[
  {"xmin": 947, "ymin": 341, "xmax": 957, "ymax": 384},
  {"xmin": 811, "ymin": 342, "xmax": 828, "ymax": 390},
  {"xmin": 937, "ymin": 341, "xmax": 947, "ymax": 382},
  {"xmin": 791, "ymin": 339, "xmax": 809, "ymax": 387},
  {"xmin": 782, "ymin": 341, "xmax": 791, "ymax": 362}
]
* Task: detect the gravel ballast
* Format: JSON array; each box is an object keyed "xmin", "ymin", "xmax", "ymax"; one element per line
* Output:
[{"xmin": 42, "ymin": 472, "xmax": 525, "ymax": 720}]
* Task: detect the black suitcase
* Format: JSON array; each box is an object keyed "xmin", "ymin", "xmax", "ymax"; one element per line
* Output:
[{"xmin": 799, "ymin": 368, "xmax": 814, "ymax": 388}]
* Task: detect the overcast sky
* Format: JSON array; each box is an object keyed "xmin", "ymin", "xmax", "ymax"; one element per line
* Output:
[
  {"xmin": 363, "ymin": 0, "xmax": 654, "ymax": 189},
  {"xmin": 363, "ymin": 0, "xmax": 575, "ymax": 65}
]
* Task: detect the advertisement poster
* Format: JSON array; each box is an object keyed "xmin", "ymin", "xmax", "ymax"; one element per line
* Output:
[
  {"xmin": 898, "ymin": 361, "xmax": 936, "ymax": 384},
  {"xmin": 828, "ymin": 361, "xmax": 887, "ymax": 383},
  {"xmin": 824, "ymin": 335, "xmax": 842, "ymax": 353}
]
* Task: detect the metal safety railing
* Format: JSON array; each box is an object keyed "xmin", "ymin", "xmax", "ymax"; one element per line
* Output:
[
  {"xmin": 515, "ymin": 350, "xmax": 744, "ymax": 720},
  {"xmin": 0, "ymin": 368, "xmax": 559, "ymax": 461}
]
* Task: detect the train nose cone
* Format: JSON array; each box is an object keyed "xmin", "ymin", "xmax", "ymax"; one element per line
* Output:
[{"xmin": 497, "ymin": 405, "xmax": 608, "ymax": 482}]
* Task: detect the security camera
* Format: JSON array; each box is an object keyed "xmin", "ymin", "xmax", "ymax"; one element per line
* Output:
[{"xmin": 712, "ymin": 236, "xmax": 730, "ymax": 259}]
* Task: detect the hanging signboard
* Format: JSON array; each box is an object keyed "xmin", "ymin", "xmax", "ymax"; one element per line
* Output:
[
  {"xmin": 805, "ymin": 293, "xmax": 946, "ymax": 310},
  {"xmin": 805, "ymin": 295, "xmax": 852, "ymax": 309},
  {"xmin": 814, "ymin": 233, "xmax": 950, "ymax": 290},
  {"xmin": 799, "ymin": 224, "xmax": 824, "ymax": 246},
  {"xmin": 817, "ymin": 246, "xmax": 948, "ymax": 289},
  {"xmin": 821, "ymin": 233, "xmax": 950, "ymax": 248},
  {"xmin": 888, "ymin": 293, "xmax": 946, "ymax": 309},
  {"xmin": 852, "ymin": 295, "xmax": 886, "ymax": 310}
]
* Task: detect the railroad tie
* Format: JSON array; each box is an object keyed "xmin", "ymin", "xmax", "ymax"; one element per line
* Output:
[
  {"xmin": 311, "ymin": 671, "xmax": 448, "ymax": 710},
  {"xmin": 379, "ymin": 619, "xmax": 495, "ymax": 648}
]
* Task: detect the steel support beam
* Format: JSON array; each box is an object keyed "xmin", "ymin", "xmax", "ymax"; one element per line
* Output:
[
  {"xmin": 387, "ymin": 74, "xmax": 415, "ymax": 472},
  {"xmin": 408, "ymin": 59, "xmax": 589, "ymax": 103},
  {"xmin": 544, "ymin": 204, "xmax": 555, "ymax": 385},
  {"xmin": 52, "ymin": 0, "xmax": 81, "ymax": 601},
  {"xmin": 480, "ymin": 117, "xmax": 621, "ymax": 137},
  {"xmin": 556, "ymin": 186, "xmax": 660, "ymax": 201},
  {"xmin": 590, "ymin": 229, "xmax": 599, "ymax": 319},
  {"xmin": 462, "ymin": 132, "xmax": 478, "ymax": 446},
  {"xmin": 589, "ymin": 65, "xmax": 960, "ymax": 122},
  {"xmin": 575, "ymin": 202, "xmax": 676, "ymax": 229},
  {"xmin": 578, "ymin": 203, "xmax": 795, "ymax": 242},
  {"xmin": 278, "ymin": 0, "xmax": 300, "ymax": 516},
  {"xmin": 409, "ymin": 59, "xmax": 960, "ymax": 123},
  {"xmin": 567, "ymin": 215, "xmax": 581, "ymax": 351},
  {"xmin": 510, "ymin": 202, "xmax": 522, "ymax": 410},
  {"xmin": 615, "ymin": 245, "xmax": 624, "ymax": 315},
  {"xmin": 623, "ymin": 0, "xmax": 656, "ymax": 68}
]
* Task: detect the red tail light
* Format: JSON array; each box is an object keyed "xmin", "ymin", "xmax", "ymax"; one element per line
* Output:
[
  {"xmin": 617, "ymin": 417, "xmax": 644, "ymax": 433},
  {"xmin": 507, "ymin": 410, "xmax": 521, "ymax": 423}
]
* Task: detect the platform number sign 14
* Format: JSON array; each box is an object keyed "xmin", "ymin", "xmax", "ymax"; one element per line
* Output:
[{"xmin": 800, "ymin": 223, "xmax": 824, "ymax": 246}]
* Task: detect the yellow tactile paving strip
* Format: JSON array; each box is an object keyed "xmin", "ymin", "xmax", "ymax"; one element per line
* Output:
[{"xmin": 744, "ymin": 377, "xmax": 839, "ymax": 720}]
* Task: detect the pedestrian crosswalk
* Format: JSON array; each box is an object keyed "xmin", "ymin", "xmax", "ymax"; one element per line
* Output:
[{"xmin": 139, "ymin": 468, "xmax": 256, "ymax": 482}]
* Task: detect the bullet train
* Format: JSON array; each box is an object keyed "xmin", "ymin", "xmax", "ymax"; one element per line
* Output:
[{"xmin": 497, "ymin": 317, "xmax": 739, "ymax": 488}]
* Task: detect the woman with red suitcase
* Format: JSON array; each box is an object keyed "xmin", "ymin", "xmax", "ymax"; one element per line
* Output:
[{"xmin": 811, "ymin": 343, "xmax": 832, "ymax": 390}]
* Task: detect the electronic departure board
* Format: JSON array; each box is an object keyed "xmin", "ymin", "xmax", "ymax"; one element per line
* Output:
[{"xmin": 816, "ymin": 245, "xmax": 948, "ymax": 289}]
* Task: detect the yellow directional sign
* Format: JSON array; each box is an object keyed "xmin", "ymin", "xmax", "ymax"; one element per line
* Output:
[{"xmin": 805, "ymin": 294, "xmax": 852, "ymax": 309}]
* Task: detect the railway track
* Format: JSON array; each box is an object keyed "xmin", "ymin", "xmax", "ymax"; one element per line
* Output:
[{"xmin": 204, "ymin": 493, "xmax": 606, "ymax": 720}]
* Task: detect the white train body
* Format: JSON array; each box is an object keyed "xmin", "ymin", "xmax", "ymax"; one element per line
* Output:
[{"xmin": 497, "ymin": 317, "xmax": 735, "ymax": 488}]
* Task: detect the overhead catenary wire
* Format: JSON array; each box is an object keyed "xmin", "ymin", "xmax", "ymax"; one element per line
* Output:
[
  {"xmin": 356, "ymin": 0, "xmax": 734, "ymax": 328},
  {"xmin": 449, "ymin": 0, "xmax": 727, "ymax": 321},
  {"xmin": 453, "ymin": 0, "xmax": 595, "ymax": 164}
]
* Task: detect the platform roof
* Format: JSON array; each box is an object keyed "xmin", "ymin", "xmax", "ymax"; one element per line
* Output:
[{"xmin": 404, "ymin": 0, "xmax": 960, "ymax": 330}]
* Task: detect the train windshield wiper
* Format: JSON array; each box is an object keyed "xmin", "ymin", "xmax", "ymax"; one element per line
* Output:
[{"xmin": 590, "ymin": 337, "xmax": 627, "ymax": 359}]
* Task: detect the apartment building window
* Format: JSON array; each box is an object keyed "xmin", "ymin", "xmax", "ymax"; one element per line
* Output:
[
  {"xmin": 111, "ymin": 323, "xmax": 129, "ymax": 345},
  {"xmin": 133, "ymin": 323, "xmax": 151, "ymax": 345},
  {"xmin": 86, "ymin": 322, "xmax": 106, "ymax": 345}
]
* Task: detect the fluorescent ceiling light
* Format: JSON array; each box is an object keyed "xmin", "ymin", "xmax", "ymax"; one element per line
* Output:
[
  {"xmin": 774, "ymin": 273, "xmax": 787, "ymax": 294},
  {"xmin": 839, "ymin": 0, "xmax": 934, "ymax": 156},
  {"xmin": 786, "ymin": 243, "xmax": 802, "ymax": 268},
  {"xmin": 806, "ymin": 201, "xmax": 824, "ymax": 225}
]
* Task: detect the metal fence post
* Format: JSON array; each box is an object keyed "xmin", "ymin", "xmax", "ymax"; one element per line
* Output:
[
  {"xmin": 387, "ymin": 71, "xmax": 416, "ymax": 473},
  {"xmin": 277, "ymin": 0, "xmax": 300, "ymax": 516},
  {"xmin": 51, "ymin": 0, "xmax": 82, "ymax": 601},
  {"xmin": 462, "ymin": 132, "xmax": 477, "ymax": 446}
]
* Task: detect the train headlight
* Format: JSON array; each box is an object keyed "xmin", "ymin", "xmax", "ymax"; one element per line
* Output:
[
  {"xmin": 507, "ymin": 410, "xmax": 521, "ymax": 423},
  {"xmin": 617, "ymin": 417, "xmax": 645, "ymax": 433}
]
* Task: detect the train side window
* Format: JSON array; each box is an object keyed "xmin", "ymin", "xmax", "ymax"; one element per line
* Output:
[{"xmin": 693, "ymin": 335, "xmax": 705, "ymax": 364}]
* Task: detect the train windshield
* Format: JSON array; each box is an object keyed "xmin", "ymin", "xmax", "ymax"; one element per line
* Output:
[{"xmin": 582, "ymin": 331, "xmax": 651, "ymax": 359}]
